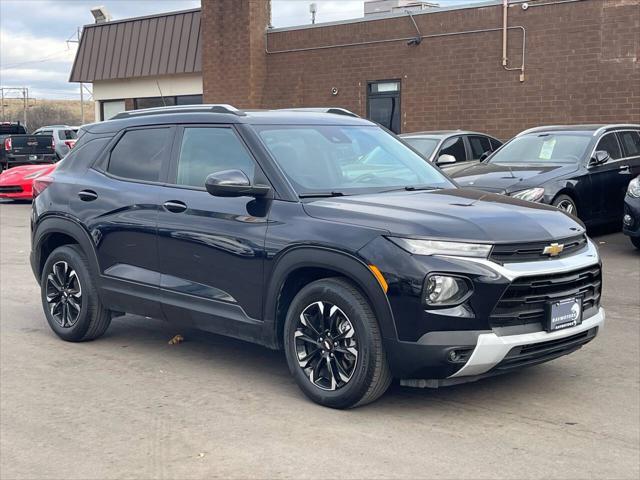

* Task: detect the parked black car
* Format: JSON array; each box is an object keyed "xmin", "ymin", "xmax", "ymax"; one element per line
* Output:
[
  {"xmin": 449, "ymin": 125, "xmax": 640, "ymax": 227},
  {"xmin": 623, "ymin": 175, "xmax": 640, "ymax": 249},
  {"xmin": 0, "ymin": 122, "xmax": 57, "ymax": 172},
  {"xmin": 400, "ymin": 130, "xmax": 502, "ymax": 168},
  {"xmin": 30, "ymin": 106, "xmax": 604, "ymax": 408}
]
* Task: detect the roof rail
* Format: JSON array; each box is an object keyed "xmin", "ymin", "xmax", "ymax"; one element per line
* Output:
[
  {"xmin": 593, "ymin": 124, "xmax": 640, "ymax": 136},
  {"xmin": 516, "ymin": 125, "xmax": 569, "ymax": 137},
  {"xmin": 277, "ymin": 107, "xmax": 360, "ymax": 118},
  {"xmin": 111, "ymin": 104, "xmax": 245, "ymax": 120}
]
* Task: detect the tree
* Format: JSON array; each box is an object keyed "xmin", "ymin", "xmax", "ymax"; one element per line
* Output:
[{"xmin": 26, "ymin": 104, "xmax": 82, "ymax": 132}]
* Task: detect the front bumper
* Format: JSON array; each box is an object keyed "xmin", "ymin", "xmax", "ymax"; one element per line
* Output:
[
  {"xmin": 368, "ymin": 237, "xmax": 603, "ymax": 381},
  {"xmin": 622, "ymin": 195, "xmax": 640, "ymax": 237},
  {"xmin": 449, "ymin": 307, "xmax": 604, "ymax": 378}
]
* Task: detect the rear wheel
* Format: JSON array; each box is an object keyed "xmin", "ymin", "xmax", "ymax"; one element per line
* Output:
[
  {"xmin": 553, "ymin": 194, "xmax": 578, "ymax": 218},
  {"xmin": 41, "ymin": 245, "xmax": 111, "ymax": 342},
  {"xmin": 631, "ymin": 236, "xmax": 640, "ymax": 250},
  {"xmin": 283, "ymin": 278, "xmax": 391, "ymax": 408}
]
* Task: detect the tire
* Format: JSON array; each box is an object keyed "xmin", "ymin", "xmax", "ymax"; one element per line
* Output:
[
  {"xmin": 631, "ymin": 236, "xmax": 640, "ymax": 250},
  {"xmin": 40, "ymin": 244, "xmax": 111, "ymax": 342},
  {"xmin": 552, "ymin": 194, "xmax": 578, "ymax": 218},
  {"xmin": 283, "ymin": 277, "xmax": 392, "ymax": 409}
]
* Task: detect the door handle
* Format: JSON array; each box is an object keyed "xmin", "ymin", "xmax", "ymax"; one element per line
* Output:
[
  {"xmin": 78, "ymin": 189, "xmax": 98, "ymax": 201},
  {"xmin": 618, "ymin": 165, "xmax": 631, "ymax": 174},
  {"xmin": 163, "ymin": 200, "xmax": 188, "ymax": 213}
]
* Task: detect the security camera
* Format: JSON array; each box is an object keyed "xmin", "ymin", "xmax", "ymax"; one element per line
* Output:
[{"xmin": 90, "ymin": 5, "xmax": 112, "ymax": 23}]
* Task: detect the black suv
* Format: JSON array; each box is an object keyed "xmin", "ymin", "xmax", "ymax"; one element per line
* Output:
[
  {"xmin": 30, "ymin": 106, "xmax": 604, "ymax": 408},
  {"xmin": 449, "ymin": 125, "xmax": 640, "ymax": 226}
]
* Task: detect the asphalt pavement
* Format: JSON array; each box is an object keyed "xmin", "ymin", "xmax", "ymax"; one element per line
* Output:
[{"xmin": 1, "ymin": 201, "xmax": 638, "ymax": 479}]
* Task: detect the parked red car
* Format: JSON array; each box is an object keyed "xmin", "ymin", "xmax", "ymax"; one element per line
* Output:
[{"xmin": 0, "ymin": 163, "xmax": 57, "ymax": 200}]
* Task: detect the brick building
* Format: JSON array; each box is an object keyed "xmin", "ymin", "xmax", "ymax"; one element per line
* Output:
[{"xmin": 71, "ymin": 0, "xmax": 639, "ymax": 140}]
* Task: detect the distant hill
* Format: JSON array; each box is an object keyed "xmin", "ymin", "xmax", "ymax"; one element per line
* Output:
[{"xmin": 1, "ymin": 98, "xmax": 95, "ymax": 132}]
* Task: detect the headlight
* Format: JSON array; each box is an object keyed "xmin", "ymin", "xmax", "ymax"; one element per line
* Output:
[
  {"xmin": 628, "ymin": 177, "xmax": 640, "ymax": 198},
  {"xmin": 511, "ymin": 187, "xmax": 545, "ymax": 202},
  {"xmin": 24, "ymin": 170, "xmax": 46, "ymax": 180},
  {"xmin": 424, "ymin": 274, "xmax": 472, "ymax": 306},
  {"xmin": 388, "ymin": 237, "xmax": 492, "ymax": 258}
]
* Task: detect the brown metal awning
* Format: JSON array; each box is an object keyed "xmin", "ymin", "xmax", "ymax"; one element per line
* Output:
[{"xmin": 69, "ymin": 8, "xmax": 202, "ymax": 83}]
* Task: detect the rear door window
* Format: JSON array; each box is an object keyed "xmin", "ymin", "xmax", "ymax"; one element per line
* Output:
[
  {"xmin": 107, "ymin": 128, "xmax": 172, "ymax": 182},
  {"xmin": 618, "ymin": 131, "xmax": 640, "ymax": 157},
  {"xmin": 439, "ymin": 136, "xmax": 466, "ymax": 162},
  {"xmin": 596, "ymin": 133, "xmax": 622, "ymax": 160},
  {"xmin": 467, "ymin": 135, "xmax": 492, "ymax": 160}
]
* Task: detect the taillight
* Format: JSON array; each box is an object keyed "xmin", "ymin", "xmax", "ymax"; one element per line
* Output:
[
  {"xmin": 33, "ymin": 175, "xmax": 54, "ymax": 198},
  {"xmin": 4, "ymin": 137, "xmax": 11, "ymax": 151},
  {"xmin": 51, "ymin": 137, "xmax": 55, "ymax": 150}
]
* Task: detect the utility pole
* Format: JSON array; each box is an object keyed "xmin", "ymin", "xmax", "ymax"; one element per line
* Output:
[
  {"xmin": 22, "ymin": 87, "xmax": 28, "ymax": 128},
  {"xmin": 78, "ymin": 27, "xmax": 84, "ymax": 124},
  {"xmin": 68, "ymin": 27, "xmax": 84, "ymax": 124},
  {"xmin": 0, "ymin": 87, "xmax": 29, "ymax": 127}
]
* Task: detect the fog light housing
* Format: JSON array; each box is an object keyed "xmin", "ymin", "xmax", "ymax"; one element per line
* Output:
[
  {"xmin": 623, "ymin": 214, "xmax": 633, "ymax": 227},
  {"xmin": 424, "ymin": 274, "xmax": 472, "ymax": 307}
]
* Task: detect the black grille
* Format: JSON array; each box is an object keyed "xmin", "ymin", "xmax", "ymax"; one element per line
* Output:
[
  {"xmin": 490, "ymin": 235, "xmax": 587, "ymax": 263},
  {"xmin": 490, "ymin": 265, "xmax": 602, "ymax": 328},
  {"xmin": 0, "ymin": 186, "xmax": 23, "ymax": 193},
  {"xmin": 492, "ymin": 327, "xmax": 598, "ymax": 372}
]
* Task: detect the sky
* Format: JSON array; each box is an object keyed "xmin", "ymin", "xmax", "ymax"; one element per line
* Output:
[{"xmin": 0, "ymin": 0, "xmax": 486, "ymax": 101}]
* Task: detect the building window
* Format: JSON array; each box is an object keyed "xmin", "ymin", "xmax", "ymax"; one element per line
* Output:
[
  {"xmin": 134, "ymin": 94, "xmax": 202, "ymax": 110},
  {"xmin": 101, "ymin": 100, "xmax": 126, "ymax": 121},
  {"xmin": 176, "ymin": 94, "xmax": 203, "ymax": 105},
  {"xmin": 367, "ymin": 80, "xmax": 401, "ymax": 134},
  {"xmin": 134, "ymin": 97, "xmax": 176, "ymax": 110}
]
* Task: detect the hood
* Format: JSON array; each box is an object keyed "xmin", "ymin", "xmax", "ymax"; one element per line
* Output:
[
  {"xmin": 449, "ymin": 162, "xmax": 578, "ymax": 194},
  {"xmin": 303, "ymin": 189, "xmax": 584, "ymax": 243},
  {"xmin": 0, "ymin": 164, "xmax": 56, "ymax": 184}
]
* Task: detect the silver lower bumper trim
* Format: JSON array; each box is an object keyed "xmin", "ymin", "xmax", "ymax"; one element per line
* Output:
[{"xmin": 449, "ymin": 307, "xmax": 605, "ymax": 378}]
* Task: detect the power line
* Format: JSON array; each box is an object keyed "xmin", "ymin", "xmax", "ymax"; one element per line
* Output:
[{"xmin": 1, "ymin": 50, "xmax": 74, "ymax": 69}]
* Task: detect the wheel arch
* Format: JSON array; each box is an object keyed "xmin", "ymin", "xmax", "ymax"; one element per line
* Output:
[
  {"xmin": 33, "ymin": 216, "xmax": 100, "ymax": 283},
  {"xmin": 263, "ymin": 246, "xmax": 396, "ymax": 350},
  {"xmin": 551, "ymin": 186, "xmax": 581, "ymax": 209}
]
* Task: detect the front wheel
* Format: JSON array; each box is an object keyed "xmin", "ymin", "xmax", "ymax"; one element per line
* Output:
[
  {"xmin": 553, "ymin": 194, "xmax": 578, "ymax": 218},
  {"xmin": 283, "ymin": 278, "xmax": 391, "ymax": 408},
  {"xmin": 631, "ymin": 236, "xmax": 640, "ymax": 250}
]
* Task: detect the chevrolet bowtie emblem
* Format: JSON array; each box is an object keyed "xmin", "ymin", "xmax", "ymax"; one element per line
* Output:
[{"xmin": 543, "ymin": 243, "xmax": 564, "ymax": 256}]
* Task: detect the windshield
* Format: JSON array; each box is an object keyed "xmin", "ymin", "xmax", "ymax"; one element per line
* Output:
[
  {"xmin": 255, "ymin": 125, "xmax": 453, "ymax": 196},
  {"xmin": 488, "ymin": 133, "xmax": 591, "ymax": 164},
  {"xmin": 402, "ymin": 137, "xmax": 439, "ymax": 159}
]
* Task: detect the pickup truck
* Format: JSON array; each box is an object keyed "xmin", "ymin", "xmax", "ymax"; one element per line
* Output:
[{"xmin": 0, "ymin": 122, "xmax": 56, "ymax": 171}]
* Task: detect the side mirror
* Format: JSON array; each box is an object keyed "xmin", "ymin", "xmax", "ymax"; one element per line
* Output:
[
  {"xmin": 437, "ymin": 154, "xmax": 457, "ymax": 165},
  {"xmin": 479, "ymin": 151, "xmax": 491, "ymax": 162},
  {"xmin": 205, "ymin": 169, "xmax": 270, "ymax": 198},
  {"xmin": 591, "ymin": 150, "xmax": 610, "ymax": 166}
]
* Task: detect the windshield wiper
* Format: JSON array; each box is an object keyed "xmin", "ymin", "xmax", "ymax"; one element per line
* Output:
[
  {"xmin": 379, "ymin": 185, "xmax": 444, "ymax": 193},
  {"xmin": 299, "ymin": 191, "xmax": 347, "ymax": 198}
]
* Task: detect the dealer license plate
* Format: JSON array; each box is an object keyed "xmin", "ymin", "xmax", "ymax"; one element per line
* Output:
[
  {"xmin": 29, "ymin": 155, "xmax": 38, "ymax": 161},
  {"xmin": 546, "ymin": 297, "xmax": 582, "ymax": 332}
]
